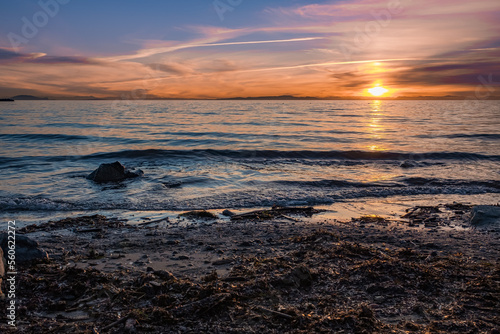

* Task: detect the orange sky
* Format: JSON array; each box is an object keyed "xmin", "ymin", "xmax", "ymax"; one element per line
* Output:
[{"xmin": 1, "ymin": 0, "xmax": 499, "ymax": 99}]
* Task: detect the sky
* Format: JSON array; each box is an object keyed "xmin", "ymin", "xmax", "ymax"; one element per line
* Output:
[{"xmin": 1, "ymin": 0, "xmax": 499, "ymax": 99}]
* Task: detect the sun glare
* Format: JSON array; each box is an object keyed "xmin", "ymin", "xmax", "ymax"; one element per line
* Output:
[{"xmin": 368, "ymin": 86, "xmax": 389, "ymax": 97}]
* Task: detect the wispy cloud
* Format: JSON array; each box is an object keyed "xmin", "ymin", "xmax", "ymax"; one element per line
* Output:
[
  {"xmin": 0, "ymin": 48, "xmax": 99, "ymax": 65},
  {"xmin": 107, "ymin": 37, "xmax": 323, "ymax": 62}
]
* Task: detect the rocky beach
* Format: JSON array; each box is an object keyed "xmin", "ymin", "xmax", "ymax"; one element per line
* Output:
[{"xmin": 0, "ymin": 204, "xmax": 498, "ymax": 333}]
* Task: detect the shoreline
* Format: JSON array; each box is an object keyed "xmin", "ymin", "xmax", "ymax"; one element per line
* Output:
[
  {"xmin": 0, "ymin": 204, "xmax": 499, "ymax": 333},
  {"xmin": 3, "ymin": 192, "xmax": 498, "ymax": 228}
]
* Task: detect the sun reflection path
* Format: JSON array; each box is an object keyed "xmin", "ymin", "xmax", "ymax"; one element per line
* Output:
[{"xmin": 367, "ymin": 100, "xmax": 385, "ymax": 151}]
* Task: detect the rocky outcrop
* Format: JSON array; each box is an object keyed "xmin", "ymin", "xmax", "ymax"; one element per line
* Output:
[
  {"xmin": 86, "ymin": 161, "xmax": 144, "ymax": 183},
  {"xmin": 0, "ymin": 233, "xmax": 49, "ymax": 263},
  {"xmin": 471, "ymin": 205, "xmax": 500, "ymax": 226}
]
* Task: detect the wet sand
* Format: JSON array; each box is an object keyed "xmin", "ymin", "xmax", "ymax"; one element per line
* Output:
[{"xmin": 1, "ymin": 204, "xmax": 499, "ymax": 333}]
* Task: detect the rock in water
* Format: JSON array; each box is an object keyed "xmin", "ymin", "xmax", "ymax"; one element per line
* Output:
[
  {"xmin": 86, "ymin": 161, "xmax": 144, "ymax": 182},
  {"xmin": 471, "ymin": 205, "xmax": 500, "ymax": 226},
  {"xmin": 0, "ymin": 233, "xmax": 49, "ymax": 263},
  {"xmin": 400, "ymin": 160, "xmax": 417, "ymax": 168}
]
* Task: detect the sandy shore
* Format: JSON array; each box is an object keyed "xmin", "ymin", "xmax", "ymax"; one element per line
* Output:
[{"xmin": 1, "ymin": 204, "xmax": 499, "ymax": 333}]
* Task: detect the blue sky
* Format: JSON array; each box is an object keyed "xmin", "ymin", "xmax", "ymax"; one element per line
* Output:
[
  {"xmin": 1, "ymin": 0, "xmax": 499, "ymax": 99},
  {"xmin": 2, "ymin": 0, "xmax": 329, "ymax": 55}
]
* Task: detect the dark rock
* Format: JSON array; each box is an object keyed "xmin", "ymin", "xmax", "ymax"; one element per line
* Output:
[
  {"xmin": 179, "ymin": 210, "xmax": 217, "ymax": 220},
  {"xmin": 238, "ymin": 241, "xmax": 252, "ymax": 247},
  {"xmin": 162, "ymin": 181, "xmax": 182, "ymax": 188},
  {"xmin": 471, "ymin": 205, "xmax": 500, "ymax": 226},
  {"xmin": 153, "ymin": 270, "xmax": 176, "ymax": 281},
  {"xmin": 222, "ymin": 210, "xmax": 235, "ymax": 217},
  {"xmin": 125, "ymin": 168, "xmax": 144, "ymax": 179},
  {"xmin": 399, "ymin": 160, "xmax": 418, "ymax": 168},
  {"xmin": 0, "ymin": 233, "xmax": 49, "ymax": 263},
  {"xmin": 359, "ymin": 304, "xmax": 374, "ymax": 318},
  {"xmin": 400, "ymin": 160, "xmax": 417, "ymax": 168},
  {"xmin": 86, "ymin": 161, "xmax": 143, "ymax": 182}
]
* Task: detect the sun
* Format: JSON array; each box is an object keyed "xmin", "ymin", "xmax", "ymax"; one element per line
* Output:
[{"xmin": 368, "ymin": 86, "xmax": 389, "ymax": 97}]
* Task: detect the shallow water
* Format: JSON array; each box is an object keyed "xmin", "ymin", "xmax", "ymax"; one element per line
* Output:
[{"xmin": 0, "ymin": 100, "xmax": 499, "ymax": 221}]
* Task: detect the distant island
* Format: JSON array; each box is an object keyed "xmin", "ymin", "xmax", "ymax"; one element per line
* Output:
[
  {"xmin": 0, "ymin": 98, "xmax": 14, "ymax": 102},
  {"xmin": 11, "ymin": 95, "xmax": 49, "ymax": 100},
  {"xmin": 219, "ymin": 95, "xmax": 321, "ymax": 100}
]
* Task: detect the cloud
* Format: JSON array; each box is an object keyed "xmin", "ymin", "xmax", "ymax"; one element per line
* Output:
[
  {"xmin": 29, "ymin": 55, "xmax": 98, "ymax": 64},
  {"xmin": 106, "ymin": 37, "xmax": 324, "ymax": 62},
  {"xmin": 0, "ymin": 48, "xmax": 99, "ymax": 65},
  {"xmin": 198, "ymin": 59, "xmax": 240, "ymax": 73},
  {"xmin": 0, "ymin": 48, "xmax": 22, "ymax": 60},
  {"xmin": 147, "ymin": 63, "xmax": 192, "ymax": 76}
]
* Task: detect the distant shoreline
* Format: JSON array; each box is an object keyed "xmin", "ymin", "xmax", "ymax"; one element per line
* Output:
[
  {"xmin": 4, "ymin": 97, "xmax": 500, "ymax": 101},
  {"xmin": 3, "ymin": 94, "xmax": 500, "ymax": 101}
]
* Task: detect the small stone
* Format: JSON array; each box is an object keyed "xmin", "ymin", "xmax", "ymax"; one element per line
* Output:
[
  {"xmin": 404, "ymin": 321, "xmax": 420, "ymax": 331},
  {"xmin": 0, "ymin": 233, "xmax": 49, "ymax": 263},
  {"xmin": 125, "ymin": 318, "xmax": 137, "ymax": 333},
  {"xmin": 153, "ymin": 270, "xmax": 176, "ymax": 281},
  {"xmin": 222, "ymin": 210, "xmax": 235, "ymax": 217},
  {"xmin": 359, "ymin": 305, "xmax": 374, "ymax": 318},
  {"xmin": 212, "ymin": 258, "xmax": 233, "ymax": 265},
  {"xmin": 471, "ymin": 205, "xmax": 500, "ymax": 226}
]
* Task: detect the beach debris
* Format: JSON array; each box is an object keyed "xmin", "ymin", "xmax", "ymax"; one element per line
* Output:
[
  {"xmin": 231, "ymin": 206, "xmax": 323, "ymax": 221},
  {"xmin": 0, "ymin": 233, "xmax": 49, "ymax": 263},
  {"xmin": 86, "ymin": 161, "xmax": 144, "ymax": 182},
  {"xmin": 254, "ymin": 305, "xmax": 294, "ymax": 320},
  {"xmin": 179, "ymin": 210, "xmax": 218, "ymax": 220},
  {"xmin": 19, "ymin": 214, "xmax": 126, "ymax": 233},
  {"xmin": 280, "ymin": 265, "xmax": 313, "ymax": 288},
  {"xmin": 2, "ymin": 204, "xmax": 499, "ymax": 333},
  {"xmin": 470, "ymin": 205, "xmax": 500, "ymax": 226},
  {"xmin": 402, "ymin": 206, "xmax": 441, "ymax": 218}
]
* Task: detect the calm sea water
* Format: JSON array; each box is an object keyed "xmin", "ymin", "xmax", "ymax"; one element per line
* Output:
[{"xmin": 0, "ymin": 100, "xmax": 499, "ymax": 221}]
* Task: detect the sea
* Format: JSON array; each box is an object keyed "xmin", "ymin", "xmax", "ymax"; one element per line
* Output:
[{"xmin": 1, "ymin": 100, "xmax": 499, "ymax": 226}]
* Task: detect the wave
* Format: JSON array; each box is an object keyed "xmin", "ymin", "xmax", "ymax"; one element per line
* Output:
[
  {"xmin": 416, "ymin": 133, "xmax": 500, "ymax": 140},
  {"xmin": 78, "ymin": 149, "xmax": 500, "ymax": 161},
  {"xmin": 0, "ymin": 133, "xmax": 90, "ymax": 141},
  {"xmin": 1, "ymin": 149, "xmax": 499, "ymax": 165},
  {"xmin": 273, "ymin": 178, "xmax": 500, "ymax": 189},
  {"xmin": 1, "ymin": 184, "xmax": 498, "ymax": 212}
]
